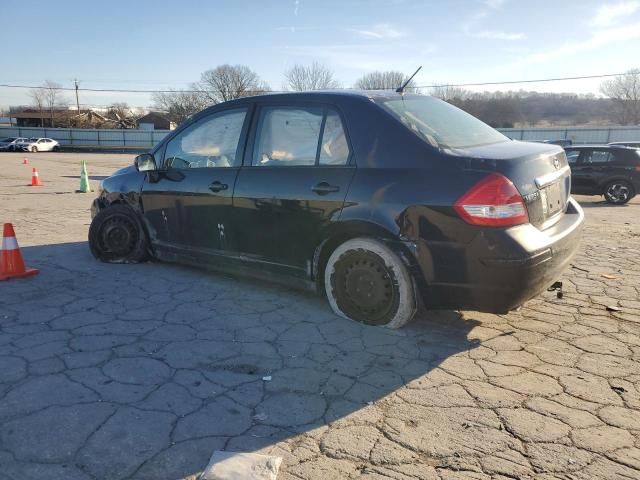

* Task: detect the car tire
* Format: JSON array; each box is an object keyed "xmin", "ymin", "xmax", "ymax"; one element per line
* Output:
[
  {"xmin": 31, "ymin": 146, "xmax": 38, "ymax": 153},
  {"xmin": 324, "ymin": 237, "xmax": 417, "ymax": 328},
  {"xmin": 89, "ymin": 205, "xmax": 149, "ymax": 263},
  {"xmin": 603, "ymin": 180, "xmax": 634, "ymax": 205},
  {"xmin": 53, "ymin": 145, "xmax": 60, "ymax": 152}
]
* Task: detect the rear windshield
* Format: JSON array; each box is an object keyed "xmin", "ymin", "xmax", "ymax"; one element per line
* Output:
[
  {"xmin": 1, "ymin": 138, "xmax": 16, "ymax": 142},
  {"xmin": 377, "ymin": 96, "xmax": 509, "ymax": 149}
]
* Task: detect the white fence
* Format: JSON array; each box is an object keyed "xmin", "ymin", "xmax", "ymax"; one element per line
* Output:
[
  {"xmin": 2, "ymin": 125, "xmax": 640, "ymax": 150},
  {"xmin": 497, "ymin": 126, "xmax": 640, "ymax": 144},
  {"xmin": 0, "ymin": 126, "xmax": 170, "ymax": 149}
]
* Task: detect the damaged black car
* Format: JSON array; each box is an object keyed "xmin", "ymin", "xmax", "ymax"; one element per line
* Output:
[{"xmin": 90, "ymin": 91, "xmax": 584, "ymax": 328}]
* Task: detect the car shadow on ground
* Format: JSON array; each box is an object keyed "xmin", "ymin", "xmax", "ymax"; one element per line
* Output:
[{"xmin": 0, "ymin": 241, "xmax": 481, "ymax": 479}]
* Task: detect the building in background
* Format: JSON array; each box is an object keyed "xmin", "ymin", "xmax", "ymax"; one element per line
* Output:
[{"xmin": 136, "ymin": 112, "xmax": 175, "ymax": 130}]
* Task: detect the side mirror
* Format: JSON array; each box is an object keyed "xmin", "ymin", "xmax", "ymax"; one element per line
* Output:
[{"xmin": 135, "ymin": 153, "xmax": 157, "ymax": 172}]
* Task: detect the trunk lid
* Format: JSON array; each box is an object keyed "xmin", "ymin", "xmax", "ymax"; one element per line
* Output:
[{"xmin": 448, "ymin": 140, "xmax": 571, "ymax": 229}]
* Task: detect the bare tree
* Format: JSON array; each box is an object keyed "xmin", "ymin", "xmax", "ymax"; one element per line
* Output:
[
  {"xmin": 197, "ymin": 64, "xmax": 270, "ymax": 104},
  {"xmin": 284, "ymin": 62, "xmax": 340, "ymax": 91},
  {"xmin": 354, "ymin": 71, "xmax": 417, "ymax": 91},
  {"xmin": 28, "ymin": 88, "xmax": 46, "ymax": 127},
  {"xmin": 600, "ymin": 69, "xmax": 640, "ymax": 125},
  {"xmin": 429, "ymin": 84, "xmax": 469, "ymax": 103},
  {"xmin": 151, "ymin": 88, "xmax": 210, "ymax": 124},
  {"xmin": 41, "ymin": 80, "xmax": 66, "ymax": 127}
]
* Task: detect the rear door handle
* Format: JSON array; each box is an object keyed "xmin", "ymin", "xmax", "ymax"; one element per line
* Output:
[
  {"xmin": 209, "ymin": 181, "xmax": 228, "ymax": 193},
  {"xmin": 311, "ymin": 182, "xmax": 340, "ymax": 195}
]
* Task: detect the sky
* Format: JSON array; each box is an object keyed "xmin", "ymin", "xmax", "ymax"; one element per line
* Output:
[{"xmin": 2, "ymin": 0, "xmax": 640, "ymax": 110}]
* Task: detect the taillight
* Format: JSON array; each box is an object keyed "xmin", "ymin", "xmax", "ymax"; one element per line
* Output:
[
  {"xmin": 635, "ymin": 165, "xmax": 640, "ymax": 172},
  {"xmin": 454, "ymin": 173, "xmax": 529, "ymax": 227}
]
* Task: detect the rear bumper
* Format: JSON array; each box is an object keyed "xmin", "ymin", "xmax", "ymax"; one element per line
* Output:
[{"xmin": 416, "ymin": 197, "xmax": 584, "ymax": 313}]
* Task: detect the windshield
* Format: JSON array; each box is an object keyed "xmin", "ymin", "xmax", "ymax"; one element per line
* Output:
[
  {"xmin": 378, "ymin": 96, "xmax": 509, "ymax": 149},
  {"xmin": 1, "ymin": 138, "xmax": 16, "ymax": 142}
]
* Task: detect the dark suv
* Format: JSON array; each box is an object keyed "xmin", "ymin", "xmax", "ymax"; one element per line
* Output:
[
  {"xmin": 565, "ymin": 145, "xmax": 640, "ymax": 204},
  {"xmin": 90, "ymin": 91, "xmax": 583, "ymax": 328}
]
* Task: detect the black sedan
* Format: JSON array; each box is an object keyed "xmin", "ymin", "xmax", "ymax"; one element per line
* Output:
[
  {"xmin": 90, "ymin": 91, "xmax": 583, "ymax": 328},
  {"xmin": 565, "ymin": 145, "xmax": 640, "ymax": 204}
]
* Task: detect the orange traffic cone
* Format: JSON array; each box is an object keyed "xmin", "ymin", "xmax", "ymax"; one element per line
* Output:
[
  {"xmin": 29, "ymin": 167, "xmax": 42, "ymax": 186},
  {"xmin": 0, "ymin": 223, "xmax": 39, "ymax": 281},
  {"xmin": 23, "ymin": 157, "xmax": 28, "ymax": 165}
]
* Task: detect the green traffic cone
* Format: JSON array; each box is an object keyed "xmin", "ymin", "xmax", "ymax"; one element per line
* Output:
[{"xmin": 79, "ymin": 160, "xmax": 91, "ymax": 193}]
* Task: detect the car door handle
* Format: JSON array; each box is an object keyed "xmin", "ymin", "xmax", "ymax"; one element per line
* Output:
[
  {"xmin": 209, "ymin": 181, "xmax": 228, "ymax": 192},
  {"xmin": 311, "ymin": 182, "xmax": 340, "ymax": 195}
]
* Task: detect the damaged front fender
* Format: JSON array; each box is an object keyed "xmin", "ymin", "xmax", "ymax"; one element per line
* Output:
[{"xmin": 90, "ymin": 165, "xmax": 147, "ymax": 218}]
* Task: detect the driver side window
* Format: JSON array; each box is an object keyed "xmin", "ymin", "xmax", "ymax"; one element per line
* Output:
[{"xmin": 164, "ymin": 108, "xmax": 247, "ymax": 169}]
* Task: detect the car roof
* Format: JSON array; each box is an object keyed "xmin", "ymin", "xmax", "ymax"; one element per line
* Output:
[{"xmin": 202, "ymin": 89, "xmax": 420, "ymax": 109}]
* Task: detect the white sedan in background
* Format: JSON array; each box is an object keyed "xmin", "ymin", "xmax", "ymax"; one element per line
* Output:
[{"xmin": 16, "ymin": 137, "xmax": 61, "ymax": 152}]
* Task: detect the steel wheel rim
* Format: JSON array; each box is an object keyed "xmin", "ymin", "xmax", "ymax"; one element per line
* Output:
[
  {"xmin": 98, "ymin": 216, "xmax": 138, "ymax": 258},
  {"xmin": 332, "ymin": 251, "xmax": 399, "ymax": 324},
  {"xmin": 606, "ymin": 183, "xmax": 630, "ymax": 203}
]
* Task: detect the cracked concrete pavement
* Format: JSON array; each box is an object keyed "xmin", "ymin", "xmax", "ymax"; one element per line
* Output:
[{"xmin": 1, "ymin": 152, "xmax": 639, "ymax": 480}]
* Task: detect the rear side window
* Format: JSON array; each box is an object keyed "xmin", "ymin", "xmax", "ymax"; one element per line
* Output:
[
  {"xmin": 378, "ymin": 96, "xmax": 508, "ymax": 149},
  {"xmin": 584, "ymin": 150, "xmax": 611, "ymax": 164},
  {"xmin": 565, "ymin": 150, "xmax": 580, "ymax": 164},
  {"xmin": 164, "ymin": 108, "xmax": 247, "ymax": 169},
  {"xmin": 319, "ymin": 110, "xmax": 350, "ymax": 165},
  {"xmin": 254, "ymin": 107, "xmax": 323, "ymax": 166},
  {"xmin": 253, "ymin": 106, "xmax": 351, "ymax": 167}
]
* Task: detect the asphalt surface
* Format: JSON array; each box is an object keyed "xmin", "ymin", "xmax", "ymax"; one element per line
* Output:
[{"xmin": 1, "ymin": 152, "xmax": 639, "ymax": 480}]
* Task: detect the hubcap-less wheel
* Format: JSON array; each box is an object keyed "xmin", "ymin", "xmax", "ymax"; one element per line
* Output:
[
  {"xmin": 89, "ymin": 205, "xmax": 149, "ymax": 264},
  {"xmin": 605, "ymin": 182, "xmax": 632, "ymax": 204},
  {"xmin": 96, "ymin": 216, "xmax": 138, "ymax": 259},
  {"xmin": 333, "ymin": 250, "xmax": 399, "ymax": 324},
  {"xmin": 324, "ymin": 238, "xmax": 417, "ymax": 328}
]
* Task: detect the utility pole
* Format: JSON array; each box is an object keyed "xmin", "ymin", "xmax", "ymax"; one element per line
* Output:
[{"xmin": 74, "ymin": 79, "xmax": 80, "ymax": 114}]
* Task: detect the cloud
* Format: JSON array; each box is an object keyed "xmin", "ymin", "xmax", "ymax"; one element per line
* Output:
[
  {"xmin": 515, "ymin": 21, "xmax": 640, "ymax": 65},
  {"xmin": 483, "ymin": 0, "xmax": 506, "ymax": 8},
  {"xmin": 589, "ymin": 1, "xmax": 639, "ymax": 27},
  {"xmin": 472, "ymin": 30, "xmax": 525, "ymax": 41},
  {"xmin": 463, "ymin": 3, "xmax": 523, "ymax": 41},
  {"xmin": 347, "ymin": 23, "xmax": 407, "ymax": 40}
]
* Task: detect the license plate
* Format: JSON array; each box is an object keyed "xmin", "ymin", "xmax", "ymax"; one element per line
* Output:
[{"xmin": 543, "ymin": 181, "xmax": 563, "ymax": 217}]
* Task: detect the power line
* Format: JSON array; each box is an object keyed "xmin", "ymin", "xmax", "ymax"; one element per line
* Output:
[
  {"xmin": 423, "ymin": 73, "xmax": 630, "ymax": 88},
  {"xmin": 0, "ymin": 71, "xmax": 634, "ymax": 94}
]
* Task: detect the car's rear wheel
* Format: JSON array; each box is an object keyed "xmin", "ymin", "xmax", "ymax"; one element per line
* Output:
[
  {"xmin": 604, "ymin": 180, "xmax": 633, "ymax": 205},
  {"xmin": 89, "ymin": 205, "xmax": 149, "ymax": 263},
  {"xmin": 324, "ymin": 238, "xmax": 416, "ymax": 328},
  {"xmin": 53, "ymin": 145, "xmax": 60, "ymax": 152},
  {"xmin": 31, "ymin": 146, "xmax": 38, "ymax": 153}
]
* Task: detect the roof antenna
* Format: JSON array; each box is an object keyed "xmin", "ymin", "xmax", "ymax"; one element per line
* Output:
[{"xmin": 396, "ymin": 66, "xmax": 422, "ymax": 94}]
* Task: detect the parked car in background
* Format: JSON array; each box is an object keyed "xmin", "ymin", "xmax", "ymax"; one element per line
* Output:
[
  {"xmin": 0, "ymin": 137, "xmax": 29, "ymax": 151},
  {"xmin": 15, "ymin": 137, "xmax": 60, "ymax": 152},
  {"xmin": 89, "ymin": 91, "xmax": 583, "ymax": 328},
  {"xmin": 565, "ymin": 145, "xmax": 640, "ymax": 204},
  {"xmin": 609, "ymin": 141, "xmax": 640, "ymax": 148}
]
